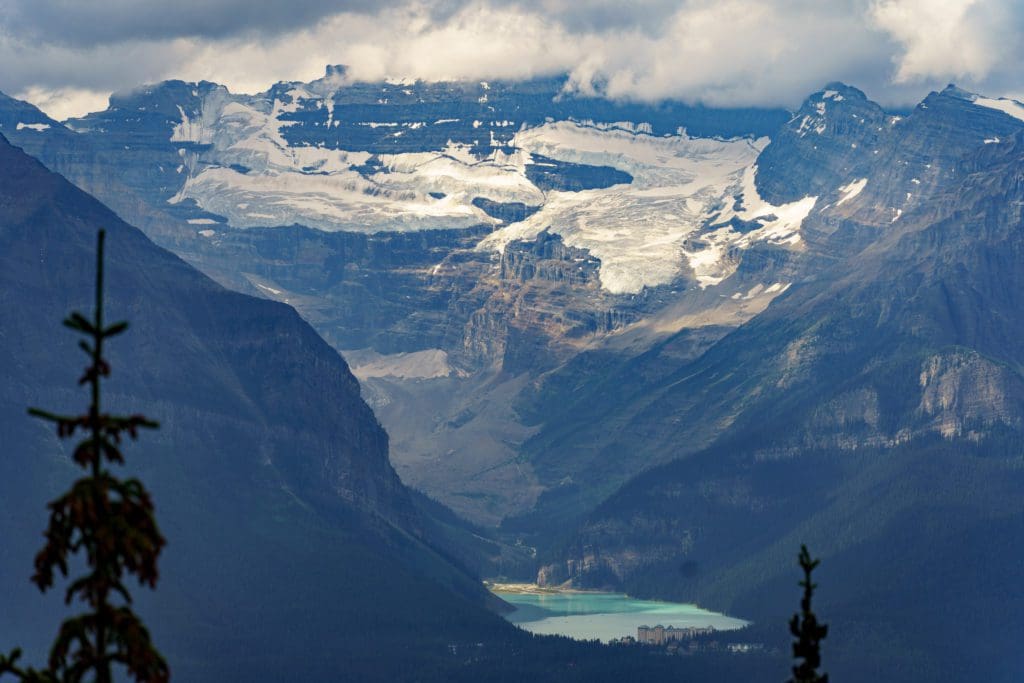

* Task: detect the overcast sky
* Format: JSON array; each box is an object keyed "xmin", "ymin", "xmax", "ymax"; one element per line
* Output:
[{"xmin": 1, "ymin": 0, "xmax": 1021, "ymax": 120}]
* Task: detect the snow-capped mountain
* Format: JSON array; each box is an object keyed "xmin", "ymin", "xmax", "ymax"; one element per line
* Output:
[
  {"xmin": 3, "ymin": 74, "xmax": 1024, "ymax": 529},
  {"xmin": 41, "ymin": 69, "xmax": 797, "ymax": 295},
  {"xmin": 4, "ymin": 72, "xmax": 1024, "ymax": 683},
  {"xmin": 523, "ymin": 83, "xmax": 1024, "ymax": 683}
]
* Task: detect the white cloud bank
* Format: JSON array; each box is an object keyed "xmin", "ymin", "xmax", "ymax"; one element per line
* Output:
[
  {"xmin": 870, "ymin": 0, "xmax": 1021, "ymax": 83},
  {"xmin": 1, "ymin": 0, "xmax": 1021, "ymax": 119}
]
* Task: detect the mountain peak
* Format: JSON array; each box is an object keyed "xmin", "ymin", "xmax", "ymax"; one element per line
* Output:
[
  {"xmin": 815, "ymin": 82, "xmax": 869, "ymax": 102},
  {"xmin": 936, "ymin": 83, "xmax": 978, "ymax": 102},
  {"xmin": 791, "ymin": 83, "xmax": 879, "ymax": 127},
  {"xmin": 754, "ymin": 83, "xmax": 887, "ymax": 203},
  {"xmin": 787, "ymin": 82, "xmax": 884, "ymax": 136},
  {"xmin": 916, "ymin": 84, "xmax": 1024, "ymax": 127},
  {"xmin": 107, "ymin": 79, "xmax": 224, "ymax": 107},
  {"xmin": 325, "ymin": 64, "xmax": 348, "ymax": 79},
  {"xmin": 0, "ymin": 93, "xmax": 66, "ymax": 136}
]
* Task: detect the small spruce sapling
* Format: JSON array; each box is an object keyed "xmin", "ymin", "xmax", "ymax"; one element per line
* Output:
[
  {"xmin": 0, "ymin": 230, "xmax": 169, "ymax": 683},
  {"xmin": 788, "ymin": 544, "xmax": 828, "ymax": 683}
]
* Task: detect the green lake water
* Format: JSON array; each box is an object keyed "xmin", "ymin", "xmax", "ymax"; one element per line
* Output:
[{"xmin": 491, "ymin": 586, "xmax": 747, "ymax": 642}]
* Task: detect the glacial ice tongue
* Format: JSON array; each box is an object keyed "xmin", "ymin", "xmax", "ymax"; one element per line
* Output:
[
  {"xmin": 482, "ymin": 123, "xmax": 816, "ymax": 294},
  {"xmin": 168, "ymin": 91, "xmax": 815, "ymax": 295}
]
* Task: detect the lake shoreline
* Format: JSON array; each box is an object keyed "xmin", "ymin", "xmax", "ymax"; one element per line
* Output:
[
  {"xmin": 485, "ymin": 581, "xmax": 606, "ymax": 596},
  {"xmin": 486, "ymin": 582, "xmax": 749, "ymax": 643}
]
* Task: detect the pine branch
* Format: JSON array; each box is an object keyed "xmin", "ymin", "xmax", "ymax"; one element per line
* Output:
[
  {"xmin": 2, "ymin": 230, "xmax": 169, "ymax": 683},
  {"xmin": 788, "ymin": 544, "xmax": 828, "ymax": 683}
]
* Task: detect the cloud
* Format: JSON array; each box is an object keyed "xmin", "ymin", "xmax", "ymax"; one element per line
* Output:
[
  {"xmin": 13, "ymin": 86, "xmax": 111, "ymax": 122},
  {"xmin": 0, "ymin": 0, "xmax": 389, "ymax": 46},
  {"xmin": 1, "ymin": 0, "xmax": 1022, "ymax": 119},
  {"xmin": 870, "ymin": 0, "xmax": 1022, "ymax": 83},
  {"xmin": 563, "ymin": 1, "xmax": 890, "ymax": 107}
]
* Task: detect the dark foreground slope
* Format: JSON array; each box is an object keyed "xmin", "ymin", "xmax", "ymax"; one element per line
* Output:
[
  {"xmin": 0, "ymin": 130, "xmax": 484, "ymax": 680},
  {"xmin": 0, "ymin": 134, "xmax": 783, "ymax": 682},
  {"xmin": 533, "ymin": 91, "xmax": 1024, "ymax": 682}
]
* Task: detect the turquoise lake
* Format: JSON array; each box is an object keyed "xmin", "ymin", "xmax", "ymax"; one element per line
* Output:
[{"xmin": 490, "ymin": 585, "xmax": 747, "ymax": 642}]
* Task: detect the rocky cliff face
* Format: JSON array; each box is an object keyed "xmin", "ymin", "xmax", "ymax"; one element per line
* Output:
[
  {"xmin": 5, "ymin": 73, "xmax": 1024, "ymax": 680},
  {"xmin": 0, "ymin": 75, "xmax": 802, "ymax": 524},
  {"xmin": 4, "ymin": 78, "xmax": 1024, "ymax": 539},
  {"xmin": 0, "ymin": 73, "xmax": 794, "ymax": 369},
  {"xmin": 0, "ymin": 132, "xmax": 415, "ymax": 529},
  {"xmin": 0, "ymin": 134, "xmax": 521, "ymax": 680},
  {"xmin": 527, "ymin": 86, "xmax": 1024, "ymax": 683},
  {"xmin": 511, "ymin": 85, "xmax": 1024, "ymax": 523}
]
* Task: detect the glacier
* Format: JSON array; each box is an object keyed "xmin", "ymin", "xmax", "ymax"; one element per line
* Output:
[{"xmin": 165, "ymin": 85, "xmax": 816, "ymax": 295}]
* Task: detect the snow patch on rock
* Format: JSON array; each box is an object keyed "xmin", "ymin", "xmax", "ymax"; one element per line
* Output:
[
  {"xmin": 836, "ymin": 178, "xmax": 868, "ymax": 206},
  {"xmin": 973, "ymin": 96, "xmax": 1024, "ymax": 124},
  {"xmin": 345, "ymin": 348, "xmax": 453, "ymax": 380}
]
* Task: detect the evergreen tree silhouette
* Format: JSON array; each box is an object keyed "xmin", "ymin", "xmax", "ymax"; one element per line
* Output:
[
  {"xmin": 788, "ymin": 544, "xmax": 828, "ymax": 683},
  {"xmin": 0, "ymin": 230, "xmax": 169, "ymax": 683}
]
